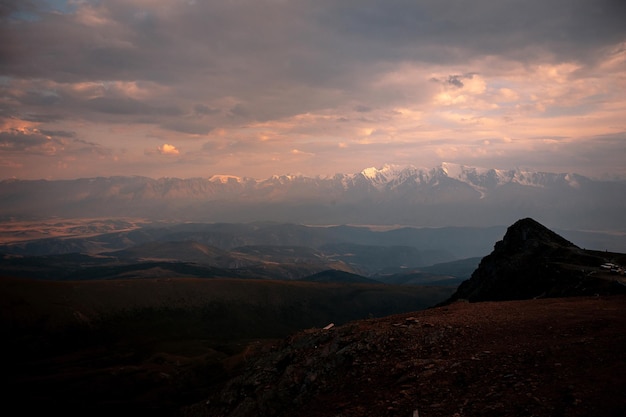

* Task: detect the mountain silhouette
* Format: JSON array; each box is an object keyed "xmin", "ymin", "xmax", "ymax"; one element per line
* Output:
[{"xmin": 443, "ymin": 218, "xmax": 626, "ymax": 303}]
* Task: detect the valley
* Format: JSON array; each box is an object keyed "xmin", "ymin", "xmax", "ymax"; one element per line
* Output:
[{"xmin": 0, "ymin": 219, "xmax": 495, "ymax": 283}]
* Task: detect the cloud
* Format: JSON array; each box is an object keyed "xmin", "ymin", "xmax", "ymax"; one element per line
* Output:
[
  {"xmin": 0, "ymin": 126, "xmax": 111, "ymax": 161},
  {"xmin": 0, "ymin": 0, "xmax": 625, "ymax": 180},
  {"xmin": 157, "ymin": 143, "xmax": 179, "ymax": 156},
  {"xmin": 0, "ymin": 129, "xmax": 54, "ymax": 153},
  {"xmin": 446, "ymin": 75, "xmax": 465, "ymax": 88},
  {"xmin": 320, "ymin": 0, "xmax": 626, "ymax": 63},
  {"xmin": 291, "ymin": 149, "xmax": 314, "ymax": 156},
  {"xmin": 86, "ymin": 97, "xmax": 181, "ymax": 116},
  {"xmin": 194, "ymin": 104, "xmax": 220, "ymax": 116},
  {"xmin": 19, "ymin": 113, "xmax": 66, "ymax": 123},
  {"xmin": 160, "ymin": 120, "xmax": 213, "ymax": 135},
  {"xmin": 38, "ymin": 129, "xmax": 76, "ymax": 138},
  {"xmin": 354, "ymin": 105, "xmax": 372, "ymax": 113}
]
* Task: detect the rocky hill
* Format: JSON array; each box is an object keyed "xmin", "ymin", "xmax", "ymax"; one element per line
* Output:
[
  {"xmin": 444, "ymin": 218, "xmax": 626, "ymax": 303},
  {"xmin": 183, "ymin": 295, "xmax": 626, "ymax": 417}
]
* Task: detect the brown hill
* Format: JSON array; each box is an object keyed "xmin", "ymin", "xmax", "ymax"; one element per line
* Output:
[{"xmin": 184, "ymin": 295, "xmax": 626, "ymax": 417}]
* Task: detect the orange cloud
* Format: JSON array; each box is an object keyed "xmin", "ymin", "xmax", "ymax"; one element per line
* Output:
[{"xmin": 158, "ymin": 143, "xmax": 179, "ymax": 155}]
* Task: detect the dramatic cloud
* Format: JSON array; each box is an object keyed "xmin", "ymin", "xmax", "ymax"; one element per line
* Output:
[{"xmin": 0, "ymin": 0, "xmax": 625, "ymax": 179}]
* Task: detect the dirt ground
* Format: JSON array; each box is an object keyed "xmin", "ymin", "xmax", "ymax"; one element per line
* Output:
[{"xmin": 190, "ymin": 295, "xmax": 626, "ymax": 417}]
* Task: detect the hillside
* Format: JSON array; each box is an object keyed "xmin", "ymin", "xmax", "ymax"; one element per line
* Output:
[
  {"xmin": 184, "ymin": 295, "xmax": 626, "ymax": 417},
  {"xmin": 1, "ymin": 276, "xmax": 453, "ymax": 416}
]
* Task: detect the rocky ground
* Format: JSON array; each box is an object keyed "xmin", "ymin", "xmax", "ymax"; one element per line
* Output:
[{"xmin": 184, "ymin": 295, "xmax": 626, "ymax": 417}]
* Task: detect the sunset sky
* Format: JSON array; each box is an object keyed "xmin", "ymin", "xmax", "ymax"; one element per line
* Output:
[{"xmin": 1, "ymin": 0, "xmax": 625, "ymax": 180}]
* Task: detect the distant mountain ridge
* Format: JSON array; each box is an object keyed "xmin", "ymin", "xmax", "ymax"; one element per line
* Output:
[
  {"xmin": 0, "ymin": 223, "xmax": 491, "ymax": 282},
  {"xmin": 2, "ymin": 163, "xmax": 625, "ymax": 230},
  {"xmin": 352, "ymin": 162, "xmax": 588, "ymax": 193},
  {"xmin": 0, "ymin": 162, "xmax": 614, "ymax": 192}
]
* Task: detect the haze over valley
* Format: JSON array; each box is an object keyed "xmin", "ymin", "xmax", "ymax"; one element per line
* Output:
[{"xmin": 2, "ymin": 162, "xmax": 626, "ymax": 238}]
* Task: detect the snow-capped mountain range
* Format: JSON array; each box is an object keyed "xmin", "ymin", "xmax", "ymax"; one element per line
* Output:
[
  {"xmin": 199, "ymin": 162, "xmax": 587, "ymax": 195},
  {"xmin": 1, "ymin": 163, "xmax": 625, "ymax": 231},
  {"xmin": 346, "ymin": 163, "xmax": 583, "ymax": 194}
]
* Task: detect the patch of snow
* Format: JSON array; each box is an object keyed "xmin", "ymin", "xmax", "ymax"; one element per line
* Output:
[
  {"xmin": 440, "ymin": 162, "xmax": 466, "ymax": 179},
  {"xmin": 209, "ymin": 174, "xmax": 242, "ymax": 184},
  {"xmin": 564, "ymin": 174, "xmax": 580, "ymax": 188}
]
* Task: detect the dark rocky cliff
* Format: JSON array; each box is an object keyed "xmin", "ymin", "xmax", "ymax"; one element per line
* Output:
[{"xmin": 444, "ymin": 218, "xmax": 626, "ymax": 303}]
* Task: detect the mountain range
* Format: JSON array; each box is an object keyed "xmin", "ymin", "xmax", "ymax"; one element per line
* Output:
[{"xmin": 2, "ymin": 163, "xmax": 626, "ymax": 231}]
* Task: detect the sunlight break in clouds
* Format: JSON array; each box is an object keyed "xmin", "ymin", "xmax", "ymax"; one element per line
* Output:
[
  {"xmin": 158, "ymin": 144, "xmax": 180, "ymax": 156},
  {"xmin": 0, "ymin": 0, "xmax": 625, "ymax": 180}
]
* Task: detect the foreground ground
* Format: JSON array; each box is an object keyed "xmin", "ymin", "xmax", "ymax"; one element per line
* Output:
[
  {"xmin": 0, "ymin": 276, "xmax": 451, "ymax": 416},
  {"xmin": 186, "ymin": 295, "xmax": 626, "ymax": 417}
]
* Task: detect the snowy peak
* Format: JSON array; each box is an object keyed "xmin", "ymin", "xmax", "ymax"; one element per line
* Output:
[
  {"xmin": 360, "ymin": 164, "xmax": 406, "ymax": 180},
  {"xmin": 359, "ymin": 164, "xmax": 440, "ymax": 189},
  {"xmin": 348, "ymin": 162, "xmax": 590, "ymax": 197},
  {"xmin": 359, "ymin": 164, "xmax": 412, "ymax": 189},
  {"xmin": 440, "ymin": 162, "xmax": 500, "ymax": 181},
  {"xmin": 356, "ymin": 163, "xmax": 506, "ymax": 192},
  {"xmin": 436, "ymin": 163, "xmax": 587, "ymax": 190},
  {"xmin": 209, "ymin": 174, "xmax": 244, "ymax": 184},
  {"xmin": 440, "ymin": 162, "xmax": 467, "ymax": 178},
  {"xmin": 440, "ymin": 162, "xmax": 512, "ymax": 185}
]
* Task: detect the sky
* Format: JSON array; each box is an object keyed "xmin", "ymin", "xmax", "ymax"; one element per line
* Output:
[{"xmin": 1, "ymin": 0, "xmax": 626, "ymax": 180}]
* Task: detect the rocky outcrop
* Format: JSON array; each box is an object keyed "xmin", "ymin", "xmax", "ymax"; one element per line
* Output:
[
  {"xmin": 444, "ymin": 218, "xmax": 625, "ymax": 303},
  {"xmin": 183, "ymin": 295, "xmax": 626, "ymax": 417}
]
